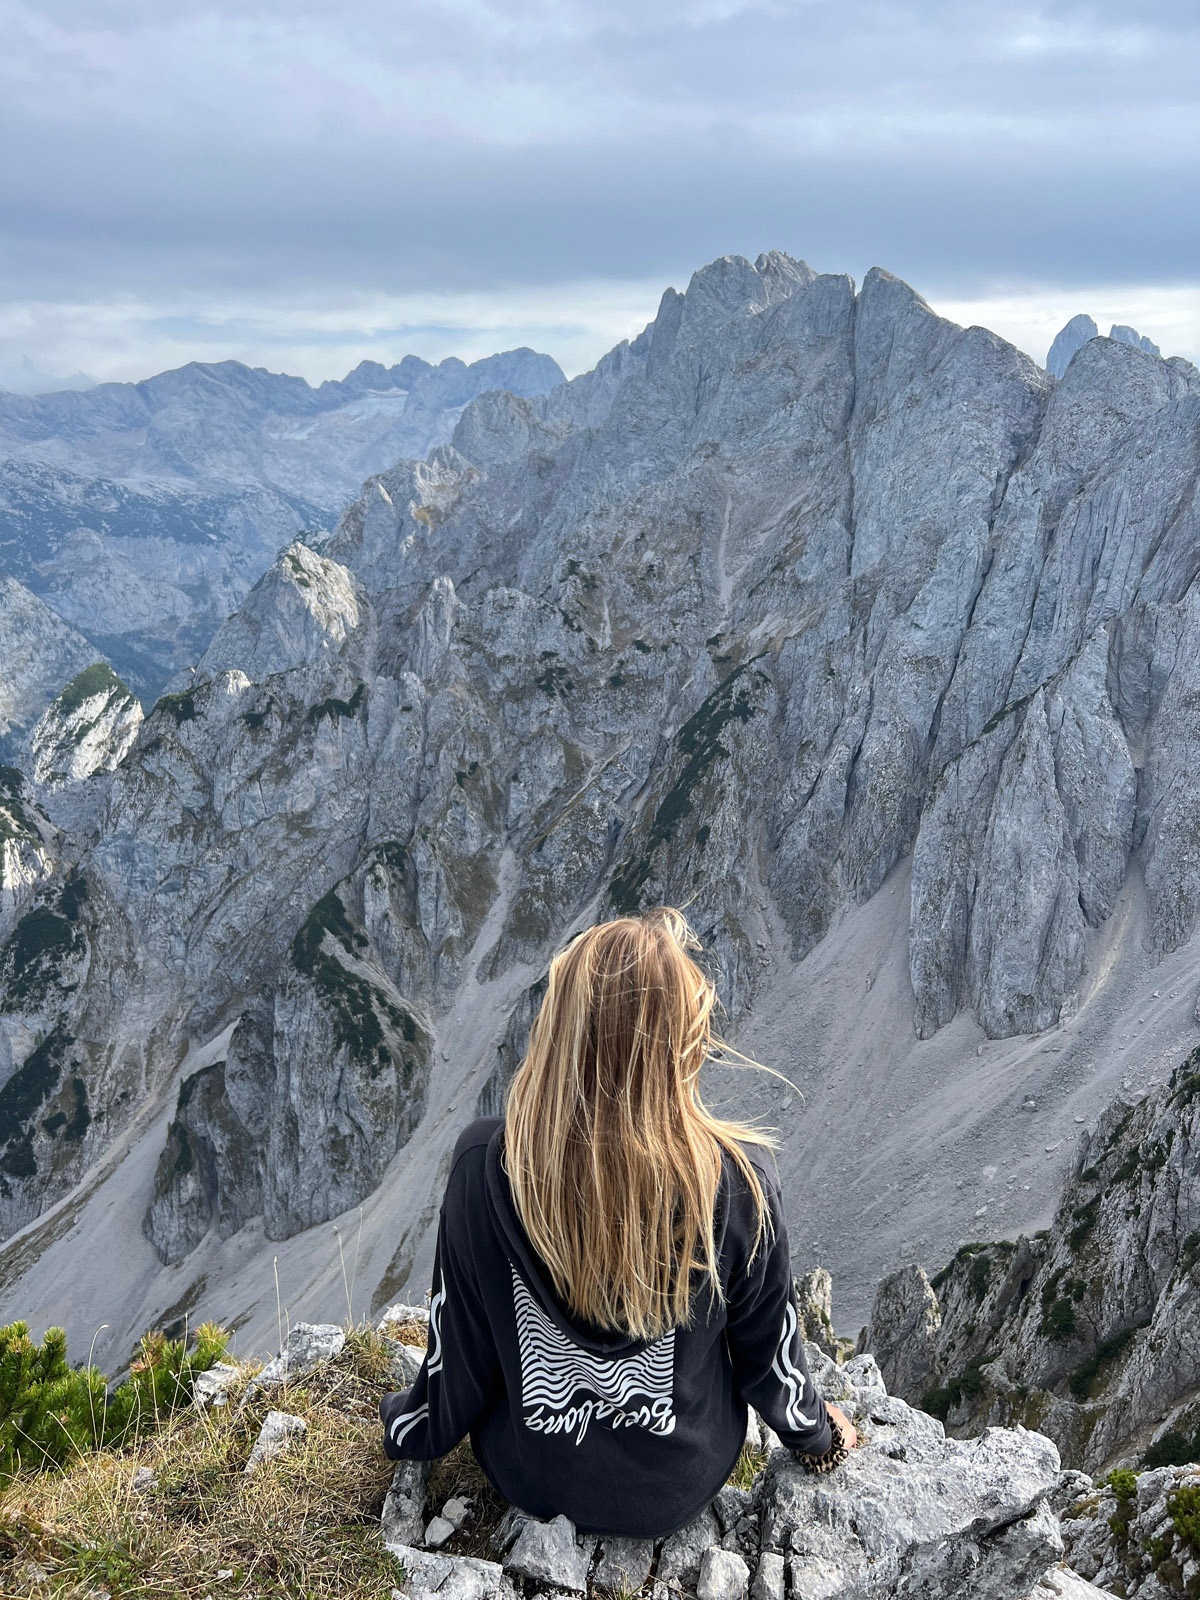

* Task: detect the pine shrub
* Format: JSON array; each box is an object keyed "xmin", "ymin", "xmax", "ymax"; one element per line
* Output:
[{"xmin": 0, "ymin": 1318, "xmax": 228, "ymax": 1484}]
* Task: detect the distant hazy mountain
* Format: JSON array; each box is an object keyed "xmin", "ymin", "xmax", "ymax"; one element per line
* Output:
[
  {"xmin": 0, "ymin": 575, "xmax": 103, "ymax": 749},
  {"xmin": 1045, "ymin": 314, "xmax": 1161, "ymax": 378},
  {"xmin": 0, "ymin": 349, "xmax": 564, "ymax": 696}
]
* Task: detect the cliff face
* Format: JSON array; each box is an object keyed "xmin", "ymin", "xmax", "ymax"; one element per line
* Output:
[
  {"xmin": 0, "ymin": 576, "xmax": 103, "ymax": 748},
  {"xmin": 865, "ymin": 1056, "xmax": 1200, "ymax": 1475},
  {"xmin": 1, "ymin": 250, "xmax": 1200, "ymax": 1368}
]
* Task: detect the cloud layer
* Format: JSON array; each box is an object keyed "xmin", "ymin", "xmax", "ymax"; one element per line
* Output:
[{"xmin": 2, "ymin": 0, "xmax": 1197, "ymax": 383}]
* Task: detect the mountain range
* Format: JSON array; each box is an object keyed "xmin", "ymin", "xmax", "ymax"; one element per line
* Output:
[
  {"xmin": 0, "ymin": 252, "xmax": 1198, "ymax": 1413},
  {"xmin": 0, "ymin": 348, "xmax": 564, "ymax": 720}
]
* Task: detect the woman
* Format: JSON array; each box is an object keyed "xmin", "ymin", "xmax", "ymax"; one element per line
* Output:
[{"xmin": 379, "ymin": 907, "xmax": 857, "ymax": 1538}]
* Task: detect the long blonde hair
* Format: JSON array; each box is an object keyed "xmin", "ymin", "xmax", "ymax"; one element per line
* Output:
[{"xmin": 503, "ymin": 907, "xmax": 774, "ymax": 1341}]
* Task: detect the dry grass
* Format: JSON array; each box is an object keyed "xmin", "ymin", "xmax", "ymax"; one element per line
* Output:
[
  {"xmin": 0, "ymin": 1321, "xmax": 405, "ymax": 1600},
  {"xmin": 0, "ymin": 1308, "xmax": 778, "ymax": 1598},
  {"xmin": 374, "ymin": 1317, "xmax": 428, "ymax": 1350},
  {"xmin": 726, "ymin": 1442, "xmax": 770, "ymax": 1492}
]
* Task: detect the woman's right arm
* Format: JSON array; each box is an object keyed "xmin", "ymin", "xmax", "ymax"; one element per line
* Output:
[{"xmin": 379, "ymin": 1180, "xmax": 502, "ymax": 1460}]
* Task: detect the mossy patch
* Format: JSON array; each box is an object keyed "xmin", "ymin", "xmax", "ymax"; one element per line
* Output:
[
  {"xmin": 0, "ymin": 872, "xmax": 87, "ymax": 1012},
  {"xmin": 54, "ymin": 662, "xmax": 133, "ymax": 718},
  {"xmin": 0, "ymin": 1028, "xmax": 72, "ymax": 1150},
  {"xmin": 0, "ymin": 770, "xmax": 39, "ymax": 847},
  {"xmin": 152, "ymin": 690, "xmax": 197, "ymax": 726},
  {"xmin": 1068, "ymin": 1321, "xmax": 1146, "ymax": 1399},
  {"xmin": 923, "ymin": 1356, "xmax": 990, "ymax": 1421},
  {"xmin": 291, "ymin": 890, "xmax": 422, "ymax": 1069}
]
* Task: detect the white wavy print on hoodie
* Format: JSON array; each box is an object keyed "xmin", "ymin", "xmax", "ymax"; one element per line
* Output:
[
  {"xmin": 512, "ymin": 1268, "xmax": 676, "ymax": 1445},
  {"xmin": 772, "ymin": 1299, "xmax": 818, "ymax": 1431}
]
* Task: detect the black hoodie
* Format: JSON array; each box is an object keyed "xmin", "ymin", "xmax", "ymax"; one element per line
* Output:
[{"xmin": 378, "ymin": 1117, "xmax": 832, "ymax": 1538}]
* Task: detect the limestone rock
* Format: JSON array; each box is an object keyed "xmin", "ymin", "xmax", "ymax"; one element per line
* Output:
[
  {"xmin": 859, "ymin": 1265, "xmax": 942, "ymax": 1397},
  {"xmin": 592, "ymin": 1535, "xmax": 655, "ymax": 1591},
  {"xmin": 1109, "ymin": 324, "xmax": 1160, "ymax": 357},
  {"xmin": 503, "ymin": 1514, "xmax": 592, "ymax": 1592},
  {"xmin": 1020, "ymin": 1571, "xmax": 1114, "ymax": 1600},
  {"xmin": 1059, "ymin": 1463, "xmax": 1200, "ymax": 1597},
  {"xmin": 1046, "ymin": 315, "xmax": 1099, "ymax": 378},
  {"xmin": 0, "ymin": 575, "xmax": 100, "ymax": 744},
  {"xmin": 28, "ymin": 664, "xmax": 142, "ymax": 790},
  {"xmin": 386, "ymin": 1544, "xmax": 504, "ymax": 1600},
  {"xmin": 750, "ymin": 1551, "xmax": 785, "ymax": 1600},
  {"xmin": 794, "ymin": 1268, "xmax": 853, "ymax": 1361},
  {"xmin": 192, "ymin": 1360, "xmax": 240, "ymax": 1409},
  {"xmin": 243, "ymin": 1409, "xmax": 306, "ymax": 1472},
  {"xmin": 382, "ymin": 1460, "xmax": 432, "ymax": 1548},
  {"xmin": 241, "ymin": 1321, "xmax": 345, "ymax": 1402},
  {"xmin": 698, "ymin": 1545, "xmax": 750, "ymax": 1600}
]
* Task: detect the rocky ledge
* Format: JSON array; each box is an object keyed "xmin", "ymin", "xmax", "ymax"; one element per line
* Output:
[{"xmin": 375, "ymin": 1329, "xmax": 1110, "ymax": 1600}]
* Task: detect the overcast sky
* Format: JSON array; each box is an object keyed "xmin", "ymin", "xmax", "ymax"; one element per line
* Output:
[{"xmin": 1, "ymin": 0, "xmax": 1196, "ymax": 388}]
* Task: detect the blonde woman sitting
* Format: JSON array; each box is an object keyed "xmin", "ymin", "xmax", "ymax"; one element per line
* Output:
[{"xmin": 379, "ymin": 906, "xmax": 857, "ymax": 1538}]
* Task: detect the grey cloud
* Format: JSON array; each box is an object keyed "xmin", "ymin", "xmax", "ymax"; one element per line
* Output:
[{"xmin": 0, "ymin": 0, "xmax": 1196, "ymax": 365}]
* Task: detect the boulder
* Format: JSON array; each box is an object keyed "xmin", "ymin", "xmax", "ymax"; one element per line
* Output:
[
  {"xmin": 503, "ymin": 1514, "xmax": 593, "ymax": 1592},
  {"xmin": 387, "ymin": 1545, "xmax": 505, "ymax": 1600}
]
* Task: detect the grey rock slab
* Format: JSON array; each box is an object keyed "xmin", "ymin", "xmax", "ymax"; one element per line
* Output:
[
  {"xmin": 763, "ymin": 1400, "xmax": 1060, "ymax": 1593},
  {"xmin": 592, "ymin": 1535, "xmax": 656, "ymax": 1591},
  {"xmin": 386, "ymin": 1544, "xmax": 504, "ymax": 1600},
  {"xmin": 698, "ymin": 1547, "xmax": 750, "ymax": 1600},
  {"xmin": 750, "ymin": 1552, "xmax": 785, "ymax": 1600},
  {"xmin": 242, "ymin": 1321, "xmax": 346, "ymax": 1400},
  {"xmin": 243, "ymin": 1409, "xmax": 306, "ymax": 1473},
  {"xmin": 381, "ymin": 1459, "xmax": 432, "ymax": 1548},
  {"xmin": 425, "ymin": 1516, "xmax": 456, "ymax": 1549},
  {"xmin": 504, "ymin": 1514, "xmax": 592, "ymax": 1592},
  {"xmin": 1021, "ymin": 1569, "xmax": 1115, "ymax": 1599}
]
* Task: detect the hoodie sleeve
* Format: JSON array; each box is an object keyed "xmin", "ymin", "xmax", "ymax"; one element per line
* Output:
[
  {"xmin": 722, "ymin": 1152, "xmax": 833, "ymax": 1458},
  {"xmin": 379, "ymin": 1178, "xmax": 503, "ymax": 1460}
]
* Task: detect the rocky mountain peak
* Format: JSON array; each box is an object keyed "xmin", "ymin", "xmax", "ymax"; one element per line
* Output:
[
  {"xmin": 1046, "ymin": 314, "xmax": 1164, "ymax": 378},
  {"xmin": 29, "ymin": 663, "xmax": 142, "ymax": 790}
]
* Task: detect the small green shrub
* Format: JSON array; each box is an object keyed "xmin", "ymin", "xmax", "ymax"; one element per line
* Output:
[
  {"xmin": 1105, "ymin": 1467, "xmax": 1138, "ymax": 1547},
  {"xmin": 1169, "ymin": 1484, "xmax": 1200, "ymax": 1550},
  {"xmin": 1144, "ymin": 1428, "xmax": 1200, "ymax": 1469},
  {"xmin": 0, "ymin": 1319, "xmax": 228, "ymax": 1485}
]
